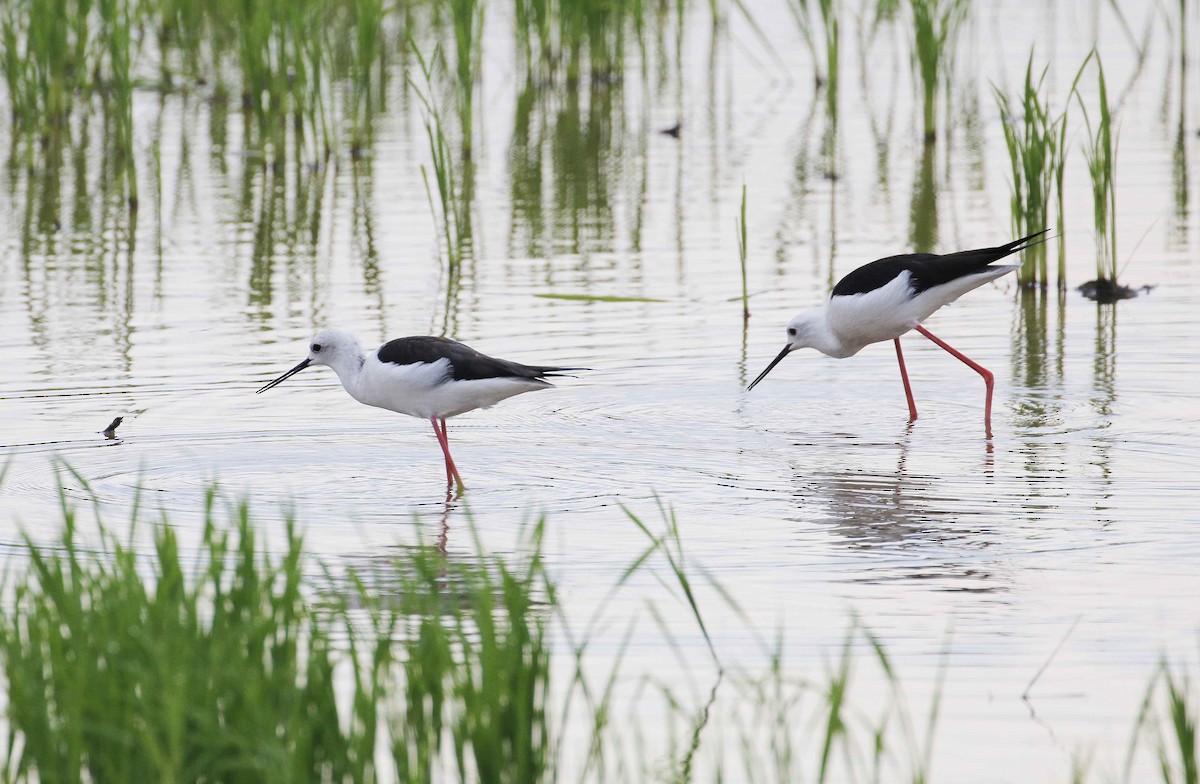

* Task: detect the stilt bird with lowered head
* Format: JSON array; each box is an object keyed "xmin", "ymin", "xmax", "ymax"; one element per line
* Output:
[{"xmin": 749, "ymin": 231, "xmax": 1047, "ymax": 436}]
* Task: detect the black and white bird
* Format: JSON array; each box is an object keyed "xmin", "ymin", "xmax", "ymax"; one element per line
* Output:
[
  {"xmin": 749, "ymin": 231, "xmax": 1046, "ymax": 435},
  {"xmin": 257, "ymin": 329, "xmax": 581, "ymax": 490}
]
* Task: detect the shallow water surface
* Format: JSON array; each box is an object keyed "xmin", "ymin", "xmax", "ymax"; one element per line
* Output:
[{"xmin": 2, "ymin": 0, "xmax": 1200, "ymax": 779}]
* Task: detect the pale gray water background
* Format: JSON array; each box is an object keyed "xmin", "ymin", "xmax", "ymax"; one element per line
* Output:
[{"xmin": 2, "ymin": 1, "xmax": 1199, "ymax": 780}]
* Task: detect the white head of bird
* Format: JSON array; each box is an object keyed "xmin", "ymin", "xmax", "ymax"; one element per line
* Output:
[
  {"xmin": 747, "ymin": 307, "xmax": 849, "ymax": 390},
  {"xmin": 258, "ymin": 328, "xmax": 365, "ymax": 394},
  {"xmin": 784, "ymin": 309, "xmax": 849, "ymax": 356},
  {"xmin": 307, "ymin": 328, "xmax": 365, "ymax": 378}
]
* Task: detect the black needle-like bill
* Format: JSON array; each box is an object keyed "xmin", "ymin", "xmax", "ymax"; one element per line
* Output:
[
  {"xmin": 257, "ymin": 357, "xmax": 311, "ymax": 394},
  {"xmin": 748, "ymin": 345, "xmax": 792, "ymax": 391}
]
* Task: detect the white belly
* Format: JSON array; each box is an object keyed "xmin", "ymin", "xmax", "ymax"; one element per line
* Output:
[
  {"xmin": 351, "ymin": 357, "xmax": 551, "ymax": 419},
  {"xmin": 827, "ymin": 267, "xmax": 1014, "ymax": 354}
]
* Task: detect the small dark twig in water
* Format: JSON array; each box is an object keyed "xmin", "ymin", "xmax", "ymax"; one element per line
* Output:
[
  {"xmin": 1022, "ymin": 615, "xmax": 1081, "ymax": 702},
  {"xmin": 102, "ymin": 417, "xmax": 124, "ymax": 439}
]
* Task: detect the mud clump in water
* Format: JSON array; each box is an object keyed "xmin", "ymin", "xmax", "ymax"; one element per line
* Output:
[{"xmin": 1077, "ymin": 279, "xmax": 1151, "ymax": 303}]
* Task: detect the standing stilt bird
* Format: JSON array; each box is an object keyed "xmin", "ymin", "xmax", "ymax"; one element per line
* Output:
[
  {"xmin": 748, "ymin": 231, "xmax": 1046, "ymax": 435},
  {"xmin": 257, "ymin": 329, "xmax": 582, "ymax": 491}
]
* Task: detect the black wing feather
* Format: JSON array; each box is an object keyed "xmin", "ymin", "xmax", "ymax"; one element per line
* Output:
[
  {"xmin": 377, "ymin": 336, "xmax": 579, "ymax": 382},
  {"xmin": 831, "ymin": 230, "xmax": 1046, "ymax": 297}
]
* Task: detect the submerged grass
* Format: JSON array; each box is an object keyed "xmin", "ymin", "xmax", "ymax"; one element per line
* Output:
[
  {"xmin": 737, "ymin": 184, "xmax": 750, "ymax": 321},
  {"xmin": 0, "ymin": 0, "xmax": 92, "ymax": 133},
  {"xmin": 789, "ymin": 0, "xmax": 839, "ymax": 118},
  {"xmin": 908, "ymin": 0, "xmax": 969, "ymax": 142},
  {"xmin": 513, "ymin": 0, "xmax": 637, "ymax": 85}
]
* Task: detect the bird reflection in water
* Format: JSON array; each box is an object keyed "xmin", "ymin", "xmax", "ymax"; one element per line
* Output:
[
  {"xmin": 789, "ymin": 433, "xmax": 1007, "ymax": 593},
  {"xmin": 330, "ymin": 496, "xmax": 555, "ymax": 623}
]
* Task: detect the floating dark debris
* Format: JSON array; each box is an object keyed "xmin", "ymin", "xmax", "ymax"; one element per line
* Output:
[
  {"xmin": 1077, "ymin": 279, "xmax": 1153, "ymax": 303},
  {"xmin": 102, "ymin": 416, "xmax": 124, "ymax": 439},
  {"xmin": 659, "ymin": 121, "xmax": 681, "ymax": 138}
]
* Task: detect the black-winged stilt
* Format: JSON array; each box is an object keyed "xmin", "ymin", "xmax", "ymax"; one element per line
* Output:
[
  {"xmin": 257, "ymin": 328, "xmax": 581, "ymax": 491},
  {"xmin": 748, "ymin": 231, "xmax": 1046, "ymax": 435}
]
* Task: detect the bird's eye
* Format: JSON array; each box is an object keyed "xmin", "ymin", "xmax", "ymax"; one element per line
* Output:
[
  {"xmin": 311, "ymin": 343, "xmax": 322, "ymax": 353},
  {"xmin": 787, "ymin": 328, "xmax": 797, "ymax": 337}
]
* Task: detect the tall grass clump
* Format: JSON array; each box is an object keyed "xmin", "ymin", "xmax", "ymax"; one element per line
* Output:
[
  {"xmin": 0, "ymin": 483, "xmax": 723, "ymax": 783},
  {"xmin": 216, "ymin": 0, "xmax": 393, "ymax": 159},
  {"xmin": 1130, "ymin": 658, "xmax": 1198, "ymax": 784},
  {"xmin": 234, "ymin": 0, "xmax": 334, "ymax": 157},
  {"xmin": 720, "ymin": 621, "xmax": 947, "ymax": 783},
  {"xmin": 388, "ymin": 521, "xmax": 554, "ymax": 783},
  {"xmin": 411, "ymin": 44, "xmax": 473, "ymax": 271},
  {"xmin": 449, "ymin": 0, "xmax": 485, "ymax": 161},
  {"xmin": 562, "ymin": 0, "xmax": 625, "ymax": 86},
  {"xmin": 0, "ymin": 479, "xmax": 558, "ymax": 783},
  {"xmin": 1075, "ymin": 55, "xmax": 1123, "ymax": 297},
  {"xmin": 1, "ymin": 0, "xmax": 142, "ymax": 200},
  {"xmin": 2, "ymin": 0, "xmax": 395, "ymax": 163},
  {"xmin": 908, "ymin": 0, "xmax": 969, "ymax": 142},
  {"xmin": 348, "ymin": 0, "xmax": 388, "ymax": 155},
  {"xmin": 993, "ymin": 54, "xmax": 1066, "ymax": 289},
  {"xmin": 0, "ymin": 489, "xmax": 388, "ymax": 781},
  {"xmin": 7, "ymin": 482, "xmax": 1200, "ymax": 781},
  {"xmin": 97, "ymin": 0, "xmax": 139, "ymax": 208}
]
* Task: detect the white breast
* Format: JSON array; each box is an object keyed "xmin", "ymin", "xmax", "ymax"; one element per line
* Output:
[{"xmin": 826, "ymin": 272, "xmax": 924, "ymax": 352}]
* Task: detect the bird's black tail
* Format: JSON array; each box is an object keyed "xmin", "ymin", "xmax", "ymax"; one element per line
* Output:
[
  {"xmin": 942, "ymin": 228, "xmax": 1050, "ymax": 267},
  {"xmin": 1001, "ymin": 229, "xmax": 1051, "ymax": 256}
]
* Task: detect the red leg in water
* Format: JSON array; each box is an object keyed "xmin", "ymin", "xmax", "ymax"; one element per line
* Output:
[
  {"xmin": 913, "ymin": 324, "xmax": 995, "ymax": 436},
  {"xmin": 893, "ymin": 337, "xmax": 918, "ymax": 422},
  {"xmin": 441, "ymin": 419, "xmax": 466, "ymax": 490},
  {"xmin": 430, "ymin": 417, "xmax": 465, "ymax": 491}
]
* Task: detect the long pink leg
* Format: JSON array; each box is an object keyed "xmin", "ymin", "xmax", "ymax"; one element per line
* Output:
[
  {"xmin": 893, "ymin": 338, "xmax": 919, "ymax": 422},
  {"xmin": 441, "ymin": 419, "xmax": 466, "ymax": 490},
  {"xmin": 429, "ymin": 418, "xmax": 451, "ymax": 484},
  {"xmin": 430, "ymin": 417, "xmax": 465, "ymax": 491},
  {"xmin": 913, "ymin": 324, "xmax": 995, "ymax": 436}
]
